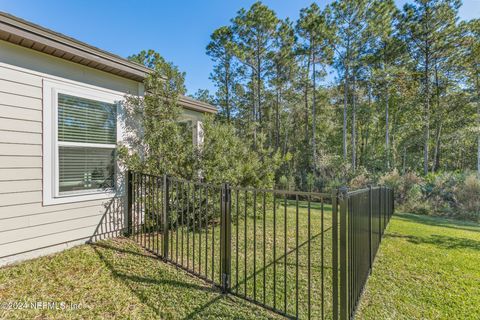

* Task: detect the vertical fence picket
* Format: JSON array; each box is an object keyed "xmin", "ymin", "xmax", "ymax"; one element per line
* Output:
[
  {"xmin": 332, "ymin": 189, "xmax": 339, "ymax": 320},
  {"xmin": 163, "ymin": 175, "xmax": 169, "ymax": 259},
  {"xmin": 220, "ymin": 183, "xmax": 231, "ymax": 293},
  {"xmin": 126, "ymin": 171, "xmax": 133, "ymax": 236}
]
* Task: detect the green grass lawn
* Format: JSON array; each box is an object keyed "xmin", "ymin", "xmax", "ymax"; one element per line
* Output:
[
  {"xmin": 1, "ymin": 210, "xmax": 478, "ymax": 319},
  {"xmin": 0, "ymin": 238, "xmax": 283, "ymax": 320},
  {"xmin": 356, "ymin": 212, "xmax": 480, "ymax": 320},
  {"xmin": 141, "ymin": 198, "xmax": 334, "ymax": 319}
]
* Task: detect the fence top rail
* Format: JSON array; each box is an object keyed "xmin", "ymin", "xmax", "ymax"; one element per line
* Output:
[
  {"xmin": 129, "ymin": 171, "xmax": 332, "ymax": 199},
  {"xmin": 230, "ymin": 186, "xmax": 332, "ymax": 199},
  {"xmin": 347, "ymin": 186, "xmax": 392, "ymax": 197},
  {"xmin": 167, "ymin": 176, "xmax": 223, "ymax": 189}
]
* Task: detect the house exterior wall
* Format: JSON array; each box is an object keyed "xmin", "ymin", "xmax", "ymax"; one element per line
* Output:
[{"xmin": 0, "ymin": 40, "xmax": 206, "ymax": 266}]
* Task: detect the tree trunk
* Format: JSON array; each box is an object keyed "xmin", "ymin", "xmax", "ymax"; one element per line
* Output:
[
  {"xmin": 343, "ymin": 64, "xmax": 349, "ymax": 162},
  {"xmin": 432, "ymin": 63, "xmax": 442, "ymax": 173},
  {"xmin": 256, "ymin": 44, "xmax": 262, "ymax": 128},
  {"xmin": 275, "ymin": 84, "xmax": 280, "ymax": 152},
  {"xmin": 433, "ymin": 122, "xmax": 442, "ymax": 172},
  {"xmin": 225, "ymin": 61, "xmax": 230, "ymax": 123},
  {"xmin": 251, "ymin": 70, "xmax": 257, "ymax": 148},
  {"xmin": 385, "ymin": 82, "xmax": 390, "ymax": 170},
  {"xmin": 423, "ymin": 45, "xmax": 430, "ymax": 175},
  {"xmin": 383, "ymin": 45, "xmax": 390, "ymax": 170},
  {"xmin": 305, "ymin": 50, "xmax": 311, "ymax": 147},
  {"xmin": 476, "ymin": 74, "xmax": 480, "ymax": 176},
  {"xmin": 351, "ymin": 73, "xmax": 357, "ymax": 172},
  {"xmin": 477, "ymin": 97, "xmax": 480, "ymax": 177},
  {"xmin": 312, "ymin": 45, "xmax": 317, "ymax": 172},
  {"xmin": 365, "ymin": 82, "xmax": 372, "ymax": 167}
]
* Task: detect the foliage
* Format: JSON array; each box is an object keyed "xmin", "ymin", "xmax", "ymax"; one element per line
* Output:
[
  {"xmin": 119, "ymin": 50, "xmax": 279, "ymax": 188},
  {"xmin": 118, "ymin": 50, "xmax": 194, "ymax": 178},
  {"xmin": 379, "ymin": 170, "xmax": 480, "ymax": 221},
  {"xmin": 454, "ymin": 173, "xmax": 480, "ymax": 219},
  {"xmin": 122, "ymin": 1, "xmax": 479, "ymax": 221},
  {"xmin": 199, "ymin": 116, "xmax": 281, "ymax": 187},
  {"xmin": 202, "ymin": 0, "xmax": 478, "ymax": 193}
]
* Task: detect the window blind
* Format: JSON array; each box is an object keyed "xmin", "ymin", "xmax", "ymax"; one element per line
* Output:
[
  {"xmin": 59, "ymin": 147, "xmax": 115, "ymax": 193},
  {"xmin": 58, "ymin": 93, "xmax": 117, "ymax": 144}
]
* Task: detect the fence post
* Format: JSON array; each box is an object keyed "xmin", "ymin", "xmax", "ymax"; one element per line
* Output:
[
  {"xmin": 220, "ymin": 183, "xmax": 232, "ymax": 293},
  {"xmin": 332, "ymin": 188, "xmax": 339, "ymax": 320},
  {"xmin": 379, "ymin": 186, "xmax": 382, "ymax": 240},
  {"xmin": 383, "ymin": 186, "xmax": 387, "ymax": 232},
  {"xmin": 338, "ymin": 186, "xmax": 349, "ymax": 320},
  {"xmin": 125, "ymin": 170, "xmax": 133, "ymax": 236},
  {"xmin": 162, "ymin": 174, "xmax": 169, "ymax": 259},
  {"xmin": 368, "ymin": 185, "xmax": 373, "ymax": 271}
]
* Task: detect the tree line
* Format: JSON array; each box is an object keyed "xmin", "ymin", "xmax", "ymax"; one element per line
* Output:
[{"xmin": 190, "ymin": 0, "xmax": 479, "ymax": 192}]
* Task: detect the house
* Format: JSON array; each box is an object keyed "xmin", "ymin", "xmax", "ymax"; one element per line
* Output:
[{"xmin": 0, "ymin": 12, "xmax": 216, "ymax": 266}]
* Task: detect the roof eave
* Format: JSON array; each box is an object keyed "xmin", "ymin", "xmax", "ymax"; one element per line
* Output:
[{"xmin": 0, "ymin": 11, "xmax": 217, "ymax": 114}]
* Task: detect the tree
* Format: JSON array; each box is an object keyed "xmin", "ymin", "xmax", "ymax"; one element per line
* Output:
[
  {"xmin": 271, "ymin": 19, "xmax": 296, "ymax": 152},
  {"xmin": 206, "ymin": 26, "xmax": 238, "ymax": 123},
  {"xmin": 231, "ymin": 2, "xmax": 279, "ymax": 146},
  {"xmin": 296, "ymin": 3, "xmax": 335, "ymax": 174},
  {"xmin": 119, "ymin": 50, "xmax": 194, "ymax": 178},
  {"xmin": 367, "ymin": 0, "xmax": 401, "ymax": 170},
  {"xmin": 400, "ymin": 0, "xmax": 461, "ymax": 175},
  {"xmin": 189, "ymin": 89, "xmax": 215, "ymax": 105},
  {"xmin": 460, "ymin": 19, "xmax": 480, "ymax": 175},
  {"xmin": 331, "ymin": 0, "xmax": 372, "ymax": 172}
]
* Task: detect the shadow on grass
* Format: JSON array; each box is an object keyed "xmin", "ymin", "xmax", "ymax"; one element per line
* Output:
[
  {"xmin": 92, "ymin": 241, "xmax": 160, "ymax": 260},
  {"xmin": 394, "ymin": 213, "xmax": 480, "ymax": 234},
  {"xmin": 385, "ymin": 233, "xmax": 480, "ymax": 251},
  {"xmin": 231, "ymin": 227, "xmax": 331, "ymax": 293},
  {"xmin": 90, "ymin": 239, "xmax": 230, "ymax": 320}
]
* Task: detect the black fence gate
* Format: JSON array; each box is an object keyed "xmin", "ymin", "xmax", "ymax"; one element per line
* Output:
[{"xmin": 126, "ymin": 171, "xmax": 393, "ymax": 320}]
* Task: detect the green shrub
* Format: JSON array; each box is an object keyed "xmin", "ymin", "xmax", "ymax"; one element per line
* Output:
[
  {"xmin": 455, "ymin": 173, "xmax": 480, "ymax": 220},
  {"xmin": 378, "ymin": 170, "xmax": 479, "ymax": 221},
  {"xmin": 379, "ymin": 169, "xmax": 423, "ymax": 207},
  {"xmin": 349, "ymin": 170, "xmax": 372, "ymax": 190}
]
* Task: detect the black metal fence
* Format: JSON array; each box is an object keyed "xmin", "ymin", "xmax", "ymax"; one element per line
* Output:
[{"xmin": 126, "ymin": 171, "xmax": 393, "ymax": 320}]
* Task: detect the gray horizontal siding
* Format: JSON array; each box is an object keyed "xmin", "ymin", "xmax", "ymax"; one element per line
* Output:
[
  {"xmin": 0, "ymin": 104, "xmax": 42, "ymax": 122},
  {"xmin": 0, "ymin": 198, "xmax": 110, "ymax": 219},
  {"xmin": 0, "ymin": 60, "xmax": 128, "ymax": 263},
  {"xmin": 0, "ymin": 65, "xmax": 42, "ymax": 87},
  {"xmin": 0, "ymin": 190, "xmax": 42, "ymax": 207},
  {"xmin": 0, "ymin": 156, "xmax": 41, "ymax": 168},
  {"xmin": 0, "ymin": 168, "xmax": 42, "ymax": 180},
  {"xmin": 0, "ymin": 222, "xmax": 124, "ymax": 258},
  {"xmin": 0, "ymin": 179, "xmax": 42, "ymax": 193},
  {"xmin": 0, "ymin": 118, "xmax": 42, "ymax": 133},
  {"xmin": 0, "ymin": 92, "xmax": 41, "ymax": 110},
  {"xmin": 0, "ymin": 79, "xmax": 42, "ymax": 99},
  {"xmin": 0, "ymin": 131, "xmax": 42, "ymax": 145}
]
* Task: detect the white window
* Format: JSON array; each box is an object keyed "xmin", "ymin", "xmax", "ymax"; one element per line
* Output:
[
  {"xmin": 179, "ymin": 120, "xmax": 203, "ymax": 147},
  {"xmin": 43, "ymin": 79, "xmax": 123, "ymax": 205}
]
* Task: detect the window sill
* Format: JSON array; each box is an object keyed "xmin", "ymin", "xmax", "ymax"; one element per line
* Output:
[{"xmin": 43, "ymin": 190, "xmax": 119, "ymax": 206}]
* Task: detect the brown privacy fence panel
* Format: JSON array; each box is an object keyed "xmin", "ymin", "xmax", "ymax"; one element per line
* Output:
[{"xmin": 126, "ymin": 171, "xmax": 394, "ymax": 320}]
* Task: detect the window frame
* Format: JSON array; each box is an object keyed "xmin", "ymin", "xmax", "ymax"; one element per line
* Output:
[
  {"xmin": 43, "ymin": 79, "xmax": 124, "ymax": 205},
  {"xmin": 179, "ymin": 119, "xmax": 203, "ymax": 147}
]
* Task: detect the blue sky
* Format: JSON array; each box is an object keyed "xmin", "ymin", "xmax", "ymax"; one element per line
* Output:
[{"xmin": 1, "ymin": 0, "xmax": 478, "ymax": 95}]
